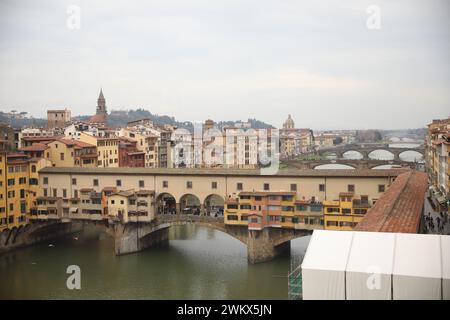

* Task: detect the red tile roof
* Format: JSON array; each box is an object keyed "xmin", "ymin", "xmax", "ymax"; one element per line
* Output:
[
  {"xmin": 355, "ymin": 170, "xmax": 427, "ymax": 234},
  {"xmin": 19, "ymin": 143, "xmax": 49, "ymax": 151},
  {"xmin": 56, "ymin": 138, "xmax": 96, "ymax": 149}
]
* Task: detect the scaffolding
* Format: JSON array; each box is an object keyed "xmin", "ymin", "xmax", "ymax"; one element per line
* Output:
[{"xmin": 288, "ymin": 258, "xmax": 303, "ymax": 300}]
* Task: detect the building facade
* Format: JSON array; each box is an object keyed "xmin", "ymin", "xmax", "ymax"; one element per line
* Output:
[
  {"xmin": 426, "ymin": 117, "xmax": 450, "ymax": 211},
  {"xmin": 47, "ymin": 109, "xmax": 71, "ymax": 129}
]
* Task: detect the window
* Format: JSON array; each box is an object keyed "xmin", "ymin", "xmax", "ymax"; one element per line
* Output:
[
  {"xmin": 43, "ymin": 177, "xmax": 49, "ymax": 184},
  {"xmin": 31, "ymin": 165, "xmax": 36, "ymax": 173},
  {"xmin": 139, "ymin": 180, "xmax": 145, "ymax": 188},
  {"xmin": 20, "ymin": 189, "xmax": 25, "ymax": 198},
  {"xmin": 53, "ymin": 189, "xmax": 57, "ymax": 197},
  {"xmin": 327, "ymin": 207, "xmax": 339, "ymax": 213},
  {"xmin": 348, "ymin": 184, "xmax": 355, "ymax": 192},
  {"xmin": 290, "ymin": 184, "xmax": 297, "ymax": 192},
  {"xmin": 7, "ymin": 179, "xmax": 14, "ymax": 186},
  {"xmin": 60, "ymin": 153, "xmax": 64, "ymax": 160},
  {"xmin": 240, "ymin": 204, "xmax": 251, "ymax": 210},
  {"xmin": 378, "ymin": 185, "xmax": 385, "ymax": 192},
  {"xmin": 93, "ymin": 179, "xmax": 99, "ymax": 187},
  {"xmin": 264, "ymin": 183, "xmax": 270, "ymax": 191},
  {"xmin": 237, "ymin": 183, "xmax": 243, "ymax": 191},
  {"xmin": 342, "ymin": 208, "xmax": 351, "ymax": 214},
  {"xmin": 162, "ymin": 181, "xmax": 168, "ymax": 188},
  {"xmin": 111, "ymin": 200, "xmax": 115, "ymax": 205},
  {"xmin": 72, "ymin": 178, "xmax": 77, "ymax": 185},
  {"xmin": 63, "ymin": 189, "xmax": 67, "ymax": 198},
  {"xmin": 211, "ymin": 181, "xmax": 217, "ymax": 189},
  {"xmin": 43, "ymin": 189, "xmax": 48, "ymax": 197},
  {"xmin": 186, "ymin": 181, "xmax": 193, "ymax": 189},
  {"xmin": 361, "ymin": 196, "xmax": 369, "ymax": 204},
  {"xmin": 116, "ymin": 180, "xmax": 122, "ymax": 187}
]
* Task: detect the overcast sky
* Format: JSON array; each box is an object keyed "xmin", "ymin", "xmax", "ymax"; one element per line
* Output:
[{"xmin": 0, "ymin": 0, "xmax": 449, "ymax": 129}]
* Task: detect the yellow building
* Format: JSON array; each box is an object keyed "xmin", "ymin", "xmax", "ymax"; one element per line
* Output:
[
  {"xmin": 107, "ymin": 189, "xmax": 155, "ymax": 223},
  {"xmin": 224, "ymin": 191, "xmax": 324, "ymax": 230},
  {"xmin": 323, "ymin": 192, "xmax": 371, "ymax": 231},
  {"xmin": 79, "ymin": 132, "xmax": 119, "ymax": 168},
  {"xmin": 45, "ymin": 138, "xmax": 97, "ymax": 167},
  {"xmin": 0, "ymin": 153, "xmax": 51, "ymax": 231}
]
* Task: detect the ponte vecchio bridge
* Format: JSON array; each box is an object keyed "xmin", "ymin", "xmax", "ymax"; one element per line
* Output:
[{"xmin": 1, "ymin": 167, "xmax": 410, "ymax": 263}]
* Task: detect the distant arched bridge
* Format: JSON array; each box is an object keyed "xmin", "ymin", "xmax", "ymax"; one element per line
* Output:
[{"xmin": 316, "ymin": 143, "xmax": 424, "ymax": 161}]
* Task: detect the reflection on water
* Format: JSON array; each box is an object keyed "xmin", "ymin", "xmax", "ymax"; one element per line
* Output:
[{"xmin": 0, "ymin": 225, "xmax": 310, "ymax": 300}]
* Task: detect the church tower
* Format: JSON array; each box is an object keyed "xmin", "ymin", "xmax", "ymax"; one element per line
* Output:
[
  {"xmin": 90, "ymin": 88, "xmax": 108, "ymax": 124},
  {"xmin": 96, "ymin": 88, "xmax": 107, "ymax": 114}
]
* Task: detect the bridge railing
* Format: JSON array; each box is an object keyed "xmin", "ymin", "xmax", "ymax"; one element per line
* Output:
[{"xmin": 156, "ymin": 214, "xmax": 224, "ymax": 225}]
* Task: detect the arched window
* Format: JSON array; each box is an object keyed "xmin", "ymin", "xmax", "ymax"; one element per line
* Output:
[{"xmin": 31, "ymin": 165, "xmax": 36, "ymax": 173}]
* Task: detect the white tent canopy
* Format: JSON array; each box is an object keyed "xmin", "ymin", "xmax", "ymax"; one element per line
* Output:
[
  {"xmin": 301, "ymin": 230, "xmax": 450, "ymax": 300},
  {"xmin": 441, "ymin": 236, "xmax": 450, "ymax": 300}
]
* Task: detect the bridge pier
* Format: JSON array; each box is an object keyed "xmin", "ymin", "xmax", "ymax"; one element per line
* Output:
[
  {"xmin": 114, "ymin": 223, "xmax": 169, "ymax": 255},
  {"xmin": 246, "ymin": 228, "xmax": 291, "ymax": 264}
]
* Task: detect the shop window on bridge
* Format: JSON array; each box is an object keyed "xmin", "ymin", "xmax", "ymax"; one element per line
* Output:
[
  {"xmin": 339, "ymin": 221, "xmax": 353, "ymax": 227},
  {"xmin": 296, "ymin": 204, "xmax": 308, "ymax": 211},
  {"xmin": 282, "ymin": 206, "xmax": 294, "ymax": 212},
  {"xmin": 354, "ymin": 209, "xmax": 367, "ymax": 215},
  {"xmin": 292, "ymin": 217, "xmax": 299, "ymax": 223},
  {"xmin": 282, "ymin": 195, "xmax": 293, "ymax": 201},
  {"xmin": 240, "ymin": 204, "xmax": 251, "ymax": 210},
  {"xmin": 227, "ymin": 204, "xmax": 238, "ymax": 210},
  {"xmin": 310, "ymin": 204, "xmax": 322, "ymax": 212},
  {"xmin": 342, "ymin": 208, "xmax": 351, "ymax": 214},
  {"xmin": 268, "ymin": 205, "xmax": 280, "ymax": 211},
  {"xmin": 327, "ymin": 207, "xmax": 340, "ymax": 213},
  {"xmin": 254, "ymin": 196, "xmax": 262, "ymax": 201},
  {"xmin": 326, "ymin": 221, "xmax": 338, "ymax": 227},
  {"xmin": 227, "ymin": 215, "xmax": 238, "ymax": 221},
  {"xmin": 241, "ymin": 215, "xmax": 248, "ymax": 221},
  {"xmin": 361, "ymin": 195, "xmax": 369, "ymax": 204}
]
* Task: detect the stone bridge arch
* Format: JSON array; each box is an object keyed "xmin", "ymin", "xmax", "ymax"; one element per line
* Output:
[
  {"xmin": 313, "ymin": 163, "xmax": 356, "ymax": 170},
  {"xmin": 204, "ymin": 194, "xmax": 225, "ymax": 216},
  {"xmin": 367, "ymin": 149, "xmax": 396, "ymax": 160},
  {"xmin": 341, "ymin": 150, "xmax": 365, "ymax": 159},
  {"xmin": 398, "ymin": 149, "xmax": 424, "ymax": 162},
  {"xmin": 179, "ymin": 193, "xmax": 201, "ymax": 214},
  {"xmin": 113, "ymin": 215, "xmax": 312, "ymax": 264}
]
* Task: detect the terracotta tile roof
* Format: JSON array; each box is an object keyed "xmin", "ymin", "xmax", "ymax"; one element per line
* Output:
[
  {"xmin": 39, "ymin": 166, "xmax": 410, "ymax": 178},
  {"xmin": 355, "ymin": 170, "xmax": 427, "ymax": 234},
  {"xmin": 19, "ymin": 143, "xmax": 48, "ymax": 151}
]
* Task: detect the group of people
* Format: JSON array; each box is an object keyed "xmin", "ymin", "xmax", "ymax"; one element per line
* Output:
[{"xmin": 425, "ymin": 212, "xmax": 448, "ymax": 234}]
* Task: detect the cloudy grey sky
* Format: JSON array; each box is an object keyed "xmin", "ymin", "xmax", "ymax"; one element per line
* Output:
[{"xmin": 0, "ymin": 0, "xmax": 449, "ymax": 129}]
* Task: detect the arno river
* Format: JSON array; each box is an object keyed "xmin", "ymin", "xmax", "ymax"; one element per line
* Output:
[{"xmin": 0, "ymin": 225, "xmax": 310, "ymax": 300}]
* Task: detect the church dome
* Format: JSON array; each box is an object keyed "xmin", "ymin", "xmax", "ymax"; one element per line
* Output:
[{"xmin": 283, "ymin": 114, "xmax": 295, "ymax": 129}]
